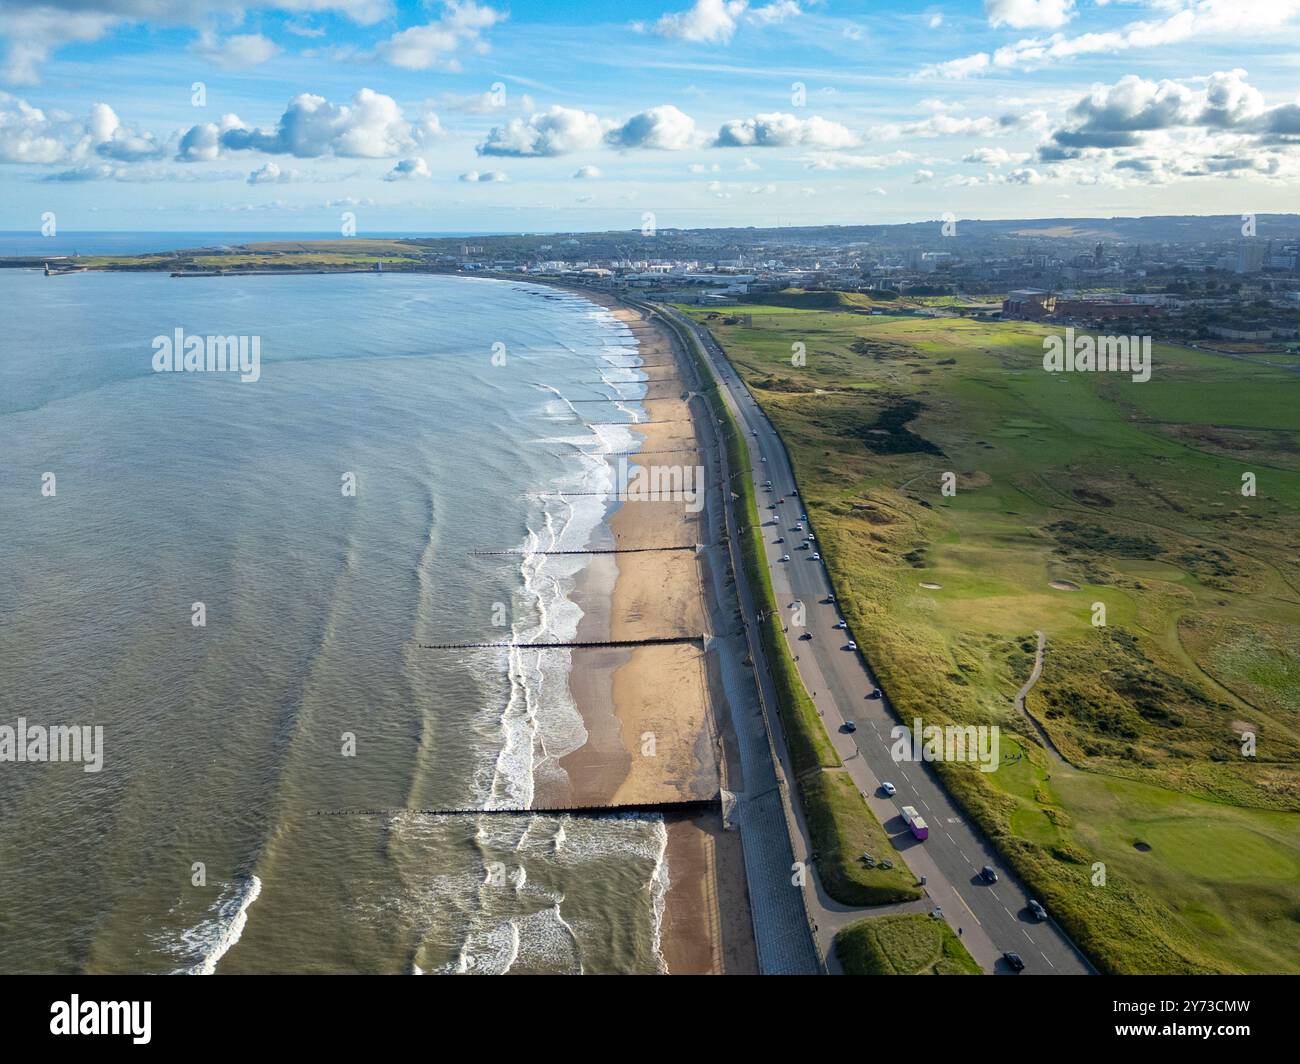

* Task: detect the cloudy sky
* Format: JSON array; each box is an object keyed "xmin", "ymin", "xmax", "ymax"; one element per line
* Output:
[{"xmin": 2, "ymin": 0, "xmax": 1299, "ymax": 232}]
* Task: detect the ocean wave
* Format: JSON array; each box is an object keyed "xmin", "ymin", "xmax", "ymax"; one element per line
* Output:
[{"xmin": 172, "ymin": 874, "xmax": 263, "ymax": 975}]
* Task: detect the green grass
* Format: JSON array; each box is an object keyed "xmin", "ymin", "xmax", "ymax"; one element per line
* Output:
[
  {"xmin": 681, "ymin": 297, "xmax": 1300, "ymax": 973},
  {"xmin": 803, "ymin": 770, "xmax": 922, "ymax": 905},
  {"xmin": 836, "ymin": 913, "xmax": 981, "ymax": 975}
]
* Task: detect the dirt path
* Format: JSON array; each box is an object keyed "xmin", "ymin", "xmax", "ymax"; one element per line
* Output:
[{"xmin": 1014, "ymin": 630, "xmax": 1068, "ymax": 765}]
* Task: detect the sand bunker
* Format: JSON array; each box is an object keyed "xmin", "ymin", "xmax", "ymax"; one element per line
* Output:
[
  {"xmin": 919, "ymin": 581, "xmax": 942, "ymax": 590},
  {"xmin": 1049, "ymin": 580, "xmax": 1080, "ymax": 591}
]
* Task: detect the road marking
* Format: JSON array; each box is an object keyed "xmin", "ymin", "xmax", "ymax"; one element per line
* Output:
[
  {"xmin": 1004, "ymin": 906, "xmax": 1014, "ymax": 918},
  {"xmin": 1022, "ymin": 929, "xmax": 1033, "ymax": 943},
  {"xmin": 920, "ymin": 799, "xmax": 931, "ymax": 811},
  {"xmin": 1040, "ymin": 951, "xmax": 1054, "ymax": 969},
  {"xmin": 961, "ymin": 853, "xmax": 972, "ymax": 865},
  {"xmin": 953, "ymin": 890, "xmax": 981, "ymax": 927},
  {"xmin": 988, "ymin": 889, "xmax": 1000, "ymax": 901}
]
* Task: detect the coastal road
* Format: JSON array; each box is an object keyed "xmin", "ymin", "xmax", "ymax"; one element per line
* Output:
[{"xmin": 668, "ymin": 306, "xmax": 1093, "ymax": 976}]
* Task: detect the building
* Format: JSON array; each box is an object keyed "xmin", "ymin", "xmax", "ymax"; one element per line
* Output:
[
  {"xmin": 1235, "ymin": 242, "xmax": 1266, "ymax": 274},
  {"xmin": 1002, "ymin": 289, "xmax": 1056, "ymax": 319}
]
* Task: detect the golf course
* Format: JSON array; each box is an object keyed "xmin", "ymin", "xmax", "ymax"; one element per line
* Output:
[{"xmin": 681, "ymin": 293, "xmax": 1300, "ymax": 974}]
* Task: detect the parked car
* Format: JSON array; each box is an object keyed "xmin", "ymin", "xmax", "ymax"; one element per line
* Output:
[
  {"xmin": 1028, "ymin": 899, "xmax": 1048, "ymax": 921},
  {"xmin": 793, "ymin": 523, "xmax": 804, "ymax": 531},
  {"xmin": 842, "ymin": 721, "xmax": 857, "ymax": 734},
  {"xmin": 847, "ymin": 640, "xmax": 858, "ymax": 651},
  {"xmin": 929, "ymin": 907, "xmax": 943, "ymax": 919},
  {"xmin": 867, "ymin": 687, "xmax": 882, "ymax": 699},
  {"xmin": 834, "ymin": 620, "xmax": 846, "ymax": 629},
  {"xmin": 980, "ymin": 866, "xmax": 999, "ymax": 884},
  {"xmin": 780, "ymin": 554, "xmax": 791, "ymax": 562},
  {"xmin": 881, "ymin": 782, "xmax": 896, "ymax": 796},
  {"xmin": 812, "ymin": 552, "xmax": 821, "ymax": 560},
  {"xmin": 1003, "ymin": 952, "xmax": 1025, "ymax": 972}
]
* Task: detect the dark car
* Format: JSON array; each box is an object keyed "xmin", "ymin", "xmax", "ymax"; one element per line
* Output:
[
  {"xmin": 842, "ymin": 721, "xmax": 858, "ymax": 733},
  {"xmin": 980, "ymin": 865, "xmax": 999, "ymax": 884},
  {"xmin": 867, "ymin": 687, "xmax": 882, "ymax": 699},
  {"xmin": 1003, "ymin": 951, "xmax": 1025, "ymax": 973},
  {"xmin": 1028, "ymin": 899, "xmax": 1047, "ymax": 921}
]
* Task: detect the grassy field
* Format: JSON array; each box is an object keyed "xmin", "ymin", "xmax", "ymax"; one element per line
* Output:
[
  {"xmin": 680, "ymin": 297, "xmax": 1300, "ymax": 973},
  {"xmin": 76, "ymin": 239, "xmax": 433, "ymax": 270},
  {"xmin": 835, "ymin": 913, "xmax": 981, "ymax": 975}
]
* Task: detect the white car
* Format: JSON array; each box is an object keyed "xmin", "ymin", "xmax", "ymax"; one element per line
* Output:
[
  {"xmin": 760, "ymin": 456, "xmax": 767, "ymax": 462},
  {"xmin": 882, "ymin": 782, "xmax": 896, "ymax": 796},
  {"xmin": 812, "ymin": 552, "xmax": 821, "ymax": 560},
  {"xmin": 847, "ymin": 640, "xmax": 858, "ymax": 651},
  {"xmin": 793, "ymin": 523, "xmax": 803, "ymax": 532},
  {"xmin": 807, "ymin": 533, "xmax": 815, "ymax": 541},
  {"xmin": 781, "ymin": 554, "xmax": 791, "ymax": 562},
  {"xmin": 834, "ymin": 620, "xmax": 846, "ymax": 629}
]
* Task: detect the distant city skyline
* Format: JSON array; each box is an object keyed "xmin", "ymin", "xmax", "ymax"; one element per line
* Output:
[{"xmin": 2, "ymin": 0, "xmax": 1300, "ymax": 231}]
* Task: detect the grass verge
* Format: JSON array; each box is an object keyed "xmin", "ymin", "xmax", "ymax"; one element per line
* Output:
[{"xmin": 836, "ymin": 913, "xmax": 981, "ymax": 975}]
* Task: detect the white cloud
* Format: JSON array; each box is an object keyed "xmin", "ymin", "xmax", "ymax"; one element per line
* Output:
[
  {"xmin": 478, "ymin": 105, "xmax": 609, "ymax": 156},
  {"xmin": 605, "ymin": 105, "xmax": 698, "ymax": 150},
  {"xmin": 194, "ymin": 31, "xmax": 279, "ymax": 69},
  {"xmin": 961, "ymin": 146, "xmax": 1030, "ymax": 166},
  {"xmin": 652, "ymin": 0, "xmax": 748, "ymax": 43},
  {"xmin": 0, "ymin": 1, "xmax": 390, "ymax": 84},
  {"xmin": 1006, "ymin": 166, "xmax": 1043, "ymax": 184},
  {"xmin": 649, "ymin": 0, "xmax": 799, "ymax": 43},
  {"xmin": 0, "ymin": 91, "xmax": 163, "ymax": 163},
  {"xmin": 459, "ymin": 167, "xmax": 507, "ymax": 181},
  {"xmin": 929, "ymin": 1, "xmax": 1300, "ymax": 79},
  {"xmin": 920, "ymin": 52, "xmax": 991, "ymax": 79},
  {"xmin": 573, "ymin": 164, "xmax": 602, "ymax": 178},
  {"xmin": 984, "ymin": 0, "xmax": 1074, "ymax": 30},
  {"xmin": 385, "ymin": 156, "xmax": 431, "ymax": 180},
  {"xmin": 803, "ymin": 150, "xmax": 914, "ymax": 170},
  {"xmin": 377, "ymin": 0, "xmax": 506, "ymax": 71},
  {"xmin": 1036, "ymin": 69, "xmax": 1300, "ymax": 183},
  {"xmin": 749, "ymin": 1, "xmax": 801, "ymax": 27},
  {"xmin": 247, "ymin": 161, "xmax": 300, "ymax": 184},
  {"xmin": 716, "ymin": 111, "xmax": 857, "ymax": 149},
  {"xmin": 179, "ymin": 88, "xmax": 435, "ymax": 160}
]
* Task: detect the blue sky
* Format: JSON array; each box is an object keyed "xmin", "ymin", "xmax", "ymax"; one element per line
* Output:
[{"xmin": 2, "ymin": 0, "xmax": 1299, "ymax": 232}]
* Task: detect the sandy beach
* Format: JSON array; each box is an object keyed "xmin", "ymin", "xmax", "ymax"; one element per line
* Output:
[{"xmin": 547, "ymin": 289, "xmax": 756, "ymax": 973}]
